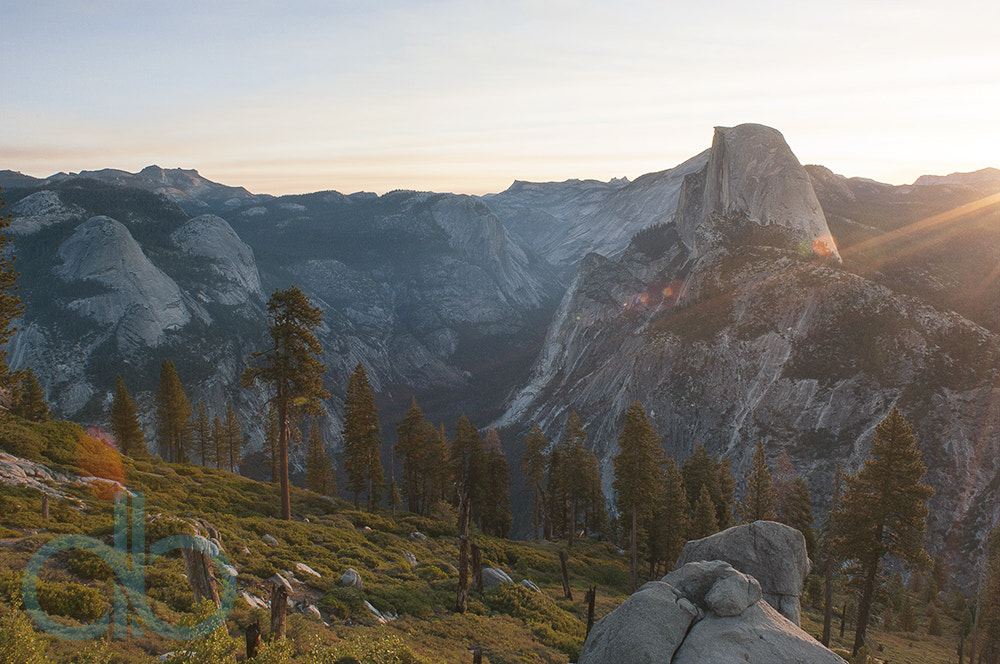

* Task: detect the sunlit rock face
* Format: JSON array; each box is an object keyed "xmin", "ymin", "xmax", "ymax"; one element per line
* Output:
[
  {"xmin": 496, "ymin": 126, "xmax": 999, "ymax": 588},
  {"xmin": 676, "ymin": 124, "xmax": 840, "ymax": 260}
]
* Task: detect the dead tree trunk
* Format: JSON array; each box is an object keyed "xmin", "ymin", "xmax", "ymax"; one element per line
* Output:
[
  {"xmin": 472, "ymin": 647, "xmax": 483, "ymax": 664},
  {"xmin": 270, "ymin": 582, "xmax": 288, "ymax": 641},
  {"xmin": 181, "ymin": 548, "xmax": 220, "ymax": 608},
  {"xmin": 246, "ymin": 621, "xmax": 261, "ymax": 659},
  {"xmin": 559, "ymin": 550, "xmax": 573, "ymax": 600},
  {"xmin": 585, "ymin": 586, "xmax": 597, "ymax": 638},
  {"xmin": 471, "ymin": 544, "xmax": 483, "ymax": 594},
  {"xmin": 456, "ymin": 492, "xmax": 471, "ymax": 614}
]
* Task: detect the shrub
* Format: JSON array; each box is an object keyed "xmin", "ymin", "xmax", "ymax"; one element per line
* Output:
[
  {"xmin": 485, "ymin": 583, "xmax": 584, "ymax": 658},
  {"xmin": 0, "ymin": 609, "xmax": 48, "ymax": 663},
  {"xmin": 326, "ymin": 630, "xmax": 429, "ymax": 664},
  {"xmin": 320, "ymin": 586, "xmax": 366, "ymax": 620},
  {"xmin": 0, "ymin": 420, "xmax": 45, "ymax": 460},
  {"xmin": 68, "ymin": 549, "xmax": 115, "ymax": 581},
  {"xmin": 36, "ymin": 580, "xmax": 107, "ymax": 622}
]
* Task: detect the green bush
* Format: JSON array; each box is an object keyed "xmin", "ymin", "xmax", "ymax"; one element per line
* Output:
[
  {"xmin": 0, "ymin": 420, "xmax": 46, "ymax": 460},
  {"xmin": 485, "ymin": 583, "xmax": 585, "ymax": 659},
  {"xmin": 68, "ymin": 549, "xmax": 114, "ymax": 581},
  {"xmin": 36, "ymin": 580, "xmax": 107, "ymax": 622},
  {"xmin": 0, "ymin": 609, "xmax": 48, "ymax": 663},
  {"xmin": 319, "ymin": 586, "xmax": 366, "ymax": 619},
  {"xmin": 398, "ymin": 514, "xmax": 457, "ymax": 538}
]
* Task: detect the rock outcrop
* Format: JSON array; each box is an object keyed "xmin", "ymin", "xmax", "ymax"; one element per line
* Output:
[
  {"xmin": 171, "ymin": 214, "xmax": 262, "ymax": 304},
  {"xmin": 578, "ymin": 558, "xmax": 844, "ymax": 664},
  {"xmin": 55, "ymin": 216, "xmax": 191, "ymax": 350},
  {"xmin": 675, "ymin": 521, "xmax": 810, "ymax": 624}
]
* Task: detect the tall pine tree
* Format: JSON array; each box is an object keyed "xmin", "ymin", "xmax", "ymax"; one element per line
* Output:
[
  {"xmin": 193, "ymin": 402, "xmax": 212, "ymax": 466},
  {"xmin": 108, "ymin": 375, "xmax": 146, "ymax": 458},
  {"xmin": 155, "ymin": 360, "xmax": 191, "ymax": 463},
  {"xmin": 396, "ymin": 397, "xmax": 428, "ymax": 513},
  {"xmin": 740, "ymin": 440, "xmax": 776, "ymax": 523},
  {"xmin": 222, "ymin": 403, "xmax": 243, "ymax": 473},
  {"xmin": 649, "ymin": 457, "xmax": 689, "ymax": 574},
  {"xmin": 451, "ymin": 415, "xmax": 486, "ymax": 517},
  {"xmin": 521, "ymin": 423, "xmax": 548, "ymax": 540},
  {"xmin": 480, "ymin": 428, "xmax": 512, "ymax": 538},
  {"xmin": 306, "ymin": 420, "xmax": 334, "ymax": 496},
  {"xmin": 11, "ymin": 368, "xmax": 50, "ymax": 422},
  {"xmin": 242, "ymin": 286, "xmax": 330, "ymax": 520},
  {"xmin": 831, "ymin": 407, "xmax": 934, "ymax": 656},
  {"xmin": 341, "ymin": 362, "xmax": 383, "ymax": 512},
  {"xmin": 210, "ymin": 414, "xmax": 224, "ymax": 469},
  {"xmin": 612, "ymin": 402, "xmax": 665, "ymax": 591}
]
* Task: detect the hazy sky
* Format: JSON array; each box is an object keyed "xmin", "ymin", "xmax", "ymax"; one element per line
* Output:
[{"xmin": 3, "ymin": 1, "xmax": 998, "ymax": 195}]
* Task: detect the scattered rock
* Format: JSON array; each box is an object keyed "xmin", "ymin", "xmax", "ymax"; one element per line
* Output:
[
  {"xmin": 481, "ymin": 567, "xmax": 513, "ymax": 588},
  {"xmin": 403, "ymin": 552, "xmax": 418, "ymax": 567},
  {"xmin": 340, "ymin": 568, "xmax": 363, "ymax": 589},
  {"xmin": 520, "ymin": 579, "xmax": 542, "ymax": 593},
  {"xmin": 304, "ymin": 604, "xmax": 323, "ymax": 621},
  {"xmin": 262, "ymin": 534, "xmax": 280, "ymax": 547},
  {"xmin": 364, "ymin": 600, "xmax": 398, "ymax": 624},
  {"xmin": 675, "ymin": 520, "xmax": 810, "ymax": 624},
  {"xmin": 295, "ymin": 562, "xmax": 322, "ymax": 578},
  {"xmin": 269, "ymin": 573, "xmax": 294, "ymax": 596},
  {"xmin": 409, "ymin": 531, "xmax": 428, "ymax": 541},
  {"xmin": 239, "ymin": 591, "xmax": 268, "ymax": 610}
]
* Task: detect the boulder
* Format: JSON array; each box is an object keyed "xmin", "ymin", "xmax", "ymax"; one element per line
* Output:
[
  {"xmin": 295, "ymin": 562, "xmax": 322, "ymax": 578},
  {"xmin": 675, "ymin": 521, "xmax": 809, "ymax": 623},
  {"xmin": 578, "ymin": 581, "xmax": 698, "ymax": 664},
  {"xmin": 520, "ymin": 579, "xmax": 542, "ymax": 593},
  {"xmin": 340, "ymin": 568, "xmax": 363, "ymax": 589},
  {"xmin": 482, "ymin": 567, "xmax": 513, "ymax": 588},
  {"xmin": 672, "ymin": 601, "xmax": 846, "ymax": 664}
]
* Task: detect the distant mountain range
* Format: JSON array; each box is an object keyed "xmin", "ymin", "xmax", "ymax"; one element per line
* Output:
[{"xmin": 3, "ymin": 125, "xmax": 998, "ymax": 586}]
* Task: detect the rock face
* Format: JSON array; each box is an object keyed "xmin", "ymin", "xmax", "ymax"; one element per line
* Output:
[
  {"xmin": 55, "ymin": 216, "xmax": 191, "ymax": 350},
  {"xmin": 578, "ymin": 560, "xmax": 844, "ymax": 664},
  {"xmin": 675, "ymin": 521, "xmax": 810, "ymax": 624},
  {"xmin": 170, "ymin": 214, "xmax": 262, "ymax": 304}
]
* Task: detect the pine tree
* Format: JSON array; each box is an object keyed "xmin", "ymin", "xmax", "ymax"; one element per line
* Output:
[
  {"xmin": 612, "ymin": 402, "xmax": 665, "ymax": 591},
  {"xmin": 242, "ymin": 286, "xmax": 330, "ymax": 520},
  {"xmin": 11, "ymin": 368, "xmax": 50, "ymax": 422},
  {"xmin": 306, "ymin": 420, "xmax": 334, "ymax": 496},
  {"xmin": 210, "ymin": 414, "xmax": 224, "ymax": 469},
  {"xmin": 108, "ymin": 375, "xmax": 146, "ymax": 458},
  {"xmin": 521, "ymin": 423, "xmax": 548, "ymax": 540},
  {"xmin": 831, "ymin": 407, "xmax": 934, "ymax": 656},
  {"xmin": 650, "ymin": 457, "xmax": 689, "ymax": 573},
  {"xmin": 690, "ymin": 484, "xmax": 719, "ymax": 540},
  {"xmin": 222, "ymin": 404, "xmax": 243, "ymax": 473},
  {"xmin": 262, "ymin": 403, "xmax": 279, "ymax": 481},
  {"xmin": 481, "ymin": 428, "xmax": 512, "ymax": 538},
  {"xmin": 396, "ymin": 397, "xmax": 428, "ymax": 513},
  {"xmin": 421, "ymin": 422, "xmax": 451, "ymax": 509},
  {"xmin": 774, "ymin": 450, "xmax": 817, "ymax": 557},
  {"xmin": 0, "ymin": 189, "xmax": 23, "ymax": 389},
  {"xmin": 341, "ymin": 362, "xmax": 383, "ymax": 512},
  {"xmin": 451, "ymin": 415, "xmax": 486, "ymax": 519},
  {"xmin": 682, "ymin": 443, "xmax": 734, "ymax": 534},
  {"xmin": 155, "ymin": 360, "xmax": 191, "ymax": 463},
  {"xmin": 740, "ymin": 440, "xmax": 775, "ymax": 523},
  {"xmin": 193, "ymin": 402, "xmax": 212, "ymax": 466}
]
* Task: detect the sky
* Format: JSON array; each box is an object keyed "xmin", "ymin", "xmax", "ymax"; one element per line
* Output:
[{"xmin": 2, "ymin": 0, "xmax": 999, "ymax": 196}]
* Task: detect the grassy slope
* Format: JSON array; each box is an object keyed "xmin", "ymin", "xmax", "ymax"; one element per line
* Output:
[{"xmin": 0, "ymin": 416, "xmax": 628, "ymax": 663}]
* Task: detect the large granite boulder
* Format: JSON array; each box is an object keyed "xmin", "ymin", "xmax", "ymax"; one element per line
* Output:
[
  {"xmin": 675, "ymin": 520, "xmax": 810, "ymax": 624},
  {"xmin": 579, "ymin": 559, "xmax": 845, "ymax": 664},
  {"xmin": 577, "ymin": 581, "xmax": 699, "ymax": 664},
  {"xmin": 672, "ymin": 601, "xmax": 845, "ymax": 664}
]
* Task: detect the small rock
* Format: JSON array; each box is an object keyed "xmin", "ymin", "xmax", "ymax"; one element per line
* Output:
[
  {"xmin": 304, "ymin": 604, "xmax": 323, "ymax": 621},
  {"xmin": 409, "ymin": 531, "xmax": 428, "ymax": 541},
  {"xmin": 340, "ymin": 568, "xmax": 363, "ymax": 589},
  {"xmin": 404, "ymin": 552, "xmax": 418, "ymax": 567},
  {"xmin": 296, "ymin": 562, "xmax": 322, "ymax": 578},
  {"xmin": 262, "ymin": 534, "xmax": 280, "ymax": 547},
  {"xmin": 269, "ymin": 573, "xmax": 294, "ymax": 595},
  {"xmin": 520, "ymin": 579, "xmax": 542, "ymax": 593},
  {"xmin": 482, "ymin": 567, "xmax": 513, "ymax": 588}
]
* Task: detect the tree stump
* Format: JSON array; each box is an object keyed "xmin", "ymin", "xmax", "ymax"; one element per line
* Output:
[
  {"xmin": 270, "ymin": 582, "xmax": 288, "ymax": 641},
  {"xmin": 246, "ymin": 621, "xmax": 261, "ymax": 659},
  {"xmin": 559, "ymin": 550, "xmax": 573, "ymax": 600}
]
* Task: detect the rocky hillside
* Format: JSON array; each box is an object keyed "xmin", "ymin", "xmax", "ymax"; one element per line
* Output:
[{"xmin": 494, "ymin": 125, "xmax": 1000, "ymax": 584}]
